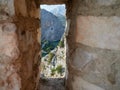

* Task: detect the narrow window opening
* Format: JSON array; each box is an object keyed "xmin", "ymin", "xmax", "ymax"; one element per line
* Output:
[{"xmin": 40, "ymin": 4, "xmax": 67, "ymax": 79}]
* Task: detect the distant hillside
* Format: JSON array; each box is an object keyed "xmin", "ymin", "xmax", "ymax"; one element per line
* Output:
[
  {"xmin": 50, "ymin": 6, "xmax": 66, "ymax": 26},
  {"xmin": 41, "ymin": 9, "xmax": 64, "ymax": 42},
  {"xmin": 41, "ymin": 9, "xmax": 65, "ymax": 56}
]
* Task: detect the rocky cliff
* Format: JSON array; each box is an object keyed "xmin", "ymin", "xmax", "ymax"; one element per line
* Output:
[{"xmin": 41, "ymin": 9, "xmax": 64, "ymax": 42}]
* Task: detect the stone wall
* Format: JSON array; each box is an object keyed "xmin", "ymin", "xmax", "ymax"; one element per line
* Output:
[
  {"xmin": 0, "ymin": 0, "xmax": 40, "ymax": 90},
  {"xmin": 0, "ymin": 0, "xmax": 68, "ymax": 90},
  {"xmin": 40, "ymin": 0, "xmax": 67, "ymax": 4},
  {"xmin": 1, "ymin": 0, "xmax": 120, "ymax": 90},
  {"xmin": 0, "ymin": 21, "xmax": 20, "ymax": 90},
  {"xmin": 15, "ymin": 17, "xmax": 40, "ymax": 90},
  {"xmin": 14, "ymin": 0, "xmax": 40, "ymax": 90},
  {"xmin": 0, "ymin": 0, "xmax": 21, "ymax": 90},
  {"xmin": 66, "ymin": 0, "xmax": 120, "ymax": 90}
]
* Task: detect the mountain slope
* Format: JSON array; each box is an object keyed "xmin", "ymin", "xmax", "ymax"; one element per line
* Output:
[{"xmin": 41, "ymin": 9, "xmax": 64, "ymax": 42}]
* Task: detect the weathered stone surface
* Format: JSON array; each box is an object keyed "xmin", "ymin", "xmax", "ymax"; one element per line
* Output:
[
  {"xmin": 76, "ymin": 16, "xmax": 120, "ymax": 50},
  {"xmin": 0, "ymin": 2, "xmax": 41, "ymax": 90},
  {"xmin": 0, "ymin": 22, "xmax": 21, "ymax": 90},
  {"xmin": 97, "ymin": 0, "xmax": 116, "ymax": 5},
  {"xmin": 14, "ymin": 0, "xmax": 28, "ymax": 17},
  {"xmin": 66, "ymin": 1, "xmax": 120, "ymax": 90},
  {"xmin": 77, "ymin": 0, "xmax": 120, "ymax": 16},
  {"xmin": 14, "ymin": 0, "xmax": 40, "ymax": 18},
  {"xmin": 0, "ymin": 0, "xmax": 15, "ymax": 20},
  {"xmin": 40, "ymin": 78, "xmax": 65, "ymax": 90},
  {"xmin": 68, "ymin": 44, "xmax": 120, "ymax": 90},
  {"xmin": 40, "ymin": 0, "xmax": 68, "ymax": 4},
  {"xmin": 1, "ymin": 0, "xmax": 120, "ymax": 90},
  {"xmin": 15, "ymin": 16, "xmax": 40, "ymax": 90},
  {"xmin": 72, "ymin": 77, "xmax": 104, "ymax": 90}
]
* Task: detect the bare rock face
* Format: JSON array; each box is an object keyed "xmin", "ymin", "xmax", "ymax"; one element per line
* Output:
[
  {"xmin": 41, "ymin": 9, "xmax": 64, "ymax": 41},
  {"xmin": 0, "ymin": 23, "xmax": 21, "ymax": 90}
]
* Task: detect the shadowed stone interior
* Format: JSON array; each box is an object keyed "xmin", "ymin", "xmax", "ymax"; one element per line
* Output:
[{"xmin": 0, "ymin": 0, "xmax": 120, "ymax": 90}]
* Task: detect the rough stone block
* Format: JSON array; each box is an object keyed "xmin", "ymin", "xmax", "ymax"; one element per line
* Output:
[
  {"xmin": 0, "ymin": 0, "xmax": 15, "ymax": 20},
  {"xmin": 97, "ymin": 0, "xmax": 116, "ymax": 5},
  {"xmin": 14, "ymin": 0, "xmax": 28, "ymax": 17},
  {"xmin": 0, "ymin": 22, "xmax": 20, "ymax": 90},
  {"xmin": 69, "ymin": 44, "xmax": 120, "ymax": 90},
  {"xmin": 76, "ymin": 16, "xmax": 120, "ymax": 50}
]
